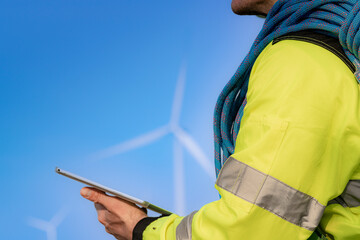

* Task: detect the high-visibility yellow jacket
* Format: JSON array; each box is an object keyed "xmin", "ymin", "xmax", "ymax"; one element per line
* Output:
[{"xmin": 139, "ymin": 37, "xmax": 360, "ymax": 239}]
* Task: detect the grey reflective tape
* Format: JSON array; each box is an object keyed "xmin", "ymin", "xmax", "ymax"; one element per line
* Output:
[
  {"xmin": 342, "ymin": 180, "xmax": 360, "ymax": 207},
  {"xmin": 176, "ymin": 211, "xmax": 198, "ymax": 240},
  {"xmin": 328, "ymin": 180, "xmax": 360, "ymax": 208},
  {"xmin": 216, "ymin": 157, "xmax": 325, "ymax": 231}
]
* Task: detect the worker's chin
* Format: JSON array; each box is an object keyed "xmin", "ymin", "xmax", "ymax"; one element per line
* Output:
[
  {"xmin": 232, "ymin": 8, "xmax": 263, "ymax": 16},
  {"xmin": 231, "ymin": 1, "xmax": 269, "ymax": 16},
  {"xmin": 231, "ymin": 2, "xmax": 259, "ymax": 15}
]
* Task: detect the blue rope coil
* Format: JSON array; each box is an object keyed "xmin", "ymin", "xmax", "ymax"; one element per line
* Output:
[{"xmin": 214, "ymin": 0, "xmax": 360, "ymax": 177}]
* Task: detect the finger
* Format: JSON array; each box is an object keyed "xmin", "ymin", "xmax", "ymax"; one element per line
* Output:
[
  {"xmin": 94, "ymin": 203, "xmax": 123, "ymax": 235},
  {"xmin": 80, "ymin": 187, "xmax": 108, "ymax": 204},
  {"xmin": 81, "ymin": 187, "xmax": 127, "ymax": 213},
  {"xmin": 94, "ymin": 202, "xmax": 106, "ymax": 211},
  {"xmin": 81, "ymin": 187, "xmax": 144, "ymax": 214},
  {"xmin": 94, "ymin": 203, "xmax": 109, "ymax": 227}
]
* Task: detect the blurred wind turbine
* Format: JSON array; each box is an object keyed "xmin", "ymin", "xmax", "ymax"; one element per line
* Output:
[
  {"xmin": 27, "ymin": 207, "xmax": 69, "ymax": 240},
  {"xmin": 90, "ymin": 64, "xmax": 214, "ymax": 215}
]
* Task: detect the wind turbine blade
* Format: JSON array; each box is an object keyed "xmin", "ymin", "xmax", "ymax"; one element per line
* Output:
[
  {"xmin": 27, "ymin": 217, "xmax": 50, "ymax": 231},
  {"xmin": 51, "ymin": 206, "xmax": 69, "ymax": 227},
  {"xmin": 170, "ymin": 63, "xmax": 186, "ymax": 127},
  {"xmin": 173, "ymin": 128, "xmax": 215, "ymax": 179},
  {"xmin": 174, "ymin": 138, "xmax": 185, "ymax": 216},
  {"xmin": 90, "ymin": 126, "xmax": 170, "ymax": 161}
]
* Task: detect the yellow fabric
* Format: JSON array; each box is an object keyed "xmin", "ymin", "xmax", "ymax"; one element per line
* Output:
[
  {"xmin": 143, "ymin": 39, "xmax": 360, "ymax": 239},
  {"xmin": 320, "ymin": 205, "xmax": 360, "ymax": 240},
  {"xmin": 143, "ymin": 214, "xmax": 181, "ymax": 240}
]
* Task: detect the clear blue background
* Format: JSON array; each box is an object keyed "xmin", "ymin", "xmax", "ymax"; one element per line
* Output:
[{"xmin": 0, "ymin": 0, "xmax": 263, "ymax": 239}]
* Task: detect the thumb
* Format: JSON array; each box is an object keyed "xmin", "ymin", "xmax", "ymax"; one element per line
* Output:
[{"xmin": 80, "ymin": 187, "xmax": 106, "ymax": 204}]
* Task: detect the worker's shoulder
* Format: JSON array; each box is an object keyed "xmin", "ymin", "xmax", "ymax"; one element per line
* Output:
[
  {"xmin": 273, "ymin": 30, "xmax": 355, "ymax": 74},
  {"xmin": 250, "ymin": 31, "xmax": 356, "ymax": 95},
  {"xmin": 257, "ymin": 33, "xmax": 353, "ymax": 76}
]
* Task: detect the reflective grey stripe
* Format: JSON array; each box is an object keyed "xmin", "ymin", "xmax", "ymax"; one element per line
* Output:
[
  {"xmin": 216, "ymin": 157, "xmax": 325, "ymax": 231},
  {"xmin": 328, "ymin": 180, "xmax": 360, "ymax": 208},
  {"xmin": 176, "ymin": 211, "xmax": 198, "ymax": 240}
]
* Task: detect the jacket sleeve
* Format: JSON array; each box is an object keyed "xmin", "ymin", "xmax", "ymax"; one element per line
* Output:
[{"xmin": 140, "ymin": 39, "xmax": 359, "ymax": 240}]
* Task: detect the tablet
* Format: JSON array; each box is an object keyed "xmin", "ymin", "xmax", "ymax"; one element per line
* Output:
[{"xmin": 55, "ymin": 167, "xmax": 172, "ymax": 215}]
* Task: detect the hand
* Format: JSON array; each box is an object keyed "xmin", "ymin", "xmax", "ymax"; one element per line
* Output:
[{"xmin": 80, "ymin": 187, "xmax": 147, "ymax": 240}]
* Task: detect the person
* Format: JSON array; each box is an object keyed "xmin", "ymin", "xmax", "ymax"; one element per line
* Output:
[{"xmin": 80, "ymin": 0, "xmax": 360, "ymax": 239}]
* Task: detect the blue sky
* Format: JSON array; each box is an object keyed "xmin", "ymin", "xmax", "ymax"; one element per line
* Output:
[{"xmin": 0, "ymin": 0, "xmax": 264, "ymax": 239}]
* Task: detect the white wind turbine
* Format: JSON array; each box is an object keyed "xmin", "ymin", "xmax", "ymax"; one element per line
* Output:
[
  {"xmin": 27, "ymin": 206, "xmax": 69, "ymax": 240},
  {"xmin": 90, "ymin": 64, "xmax": 215, "ymax": 215}
]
